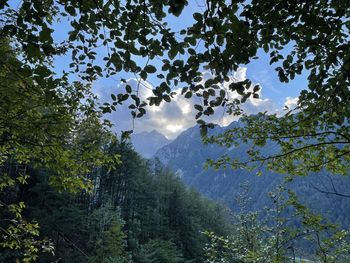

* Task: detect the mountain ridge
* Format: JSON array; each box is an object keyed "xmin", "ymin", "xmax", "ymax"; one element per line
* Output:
[
  {"xmin": 131, "ymin": 129, "xmax": 172, "ymax": 158},
  {"xmin": 153, "ymin": 121, "xmax": 350, "ymax": 227}
]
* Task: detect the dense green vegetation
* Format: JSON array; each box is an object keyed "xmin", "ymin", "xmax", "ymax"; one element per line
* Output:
[
  {"xmin": 1, "ymin": 0, "xmax": 350, "ymax": 262},
  {"xmin": 2, "ymin": 0, "xmax": 349, "ymax": 153},
  {"xmin": 203, "ymin": 184, "xmax": 350, "ymax": 263},
  {"xmin": 0, "ymin": 41, "xmax": 231, "ymax": 261},
  {"xmin": 1, "ymin": 137, "xmax": 232, "ymax": 262}
]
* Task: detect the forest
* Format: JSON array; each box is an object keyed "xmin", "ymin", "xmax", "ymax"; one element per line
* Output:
[{"xmin": 1, "ymin": 0, "xmax": 350, "ymax": 262}]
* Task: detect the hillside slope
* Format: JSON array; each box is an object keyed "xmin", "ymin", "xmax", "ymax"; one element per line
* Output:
[{"xmin": 155, "ymin": 122, "xmax": 350, "ymax": 226}]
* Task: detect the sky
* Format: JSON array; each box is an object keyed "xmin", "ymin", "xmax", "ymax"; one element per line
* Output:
[
  {"xmin": 95, "ymin": 67, "xmax": 299, "ymax": 139},
  {"xmin": 46, "ymin": 1, "xmax": 308, "ymax": 139}
]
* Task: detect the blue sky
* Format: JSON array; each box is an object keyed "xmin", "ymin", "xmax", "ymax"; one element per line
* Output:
[
  {"xmin": 9, "ymin": 0, "xmax": 307, "ymax": 138},
  {"xmin": 92, "ymin": 2, "xmax": 308, "ymax": 138}
]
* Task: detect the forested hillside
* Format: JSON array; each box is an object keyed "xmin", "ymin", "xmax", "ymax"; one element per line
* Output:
[
  {"xmin": 0, "ymin": 39, "xmax": 231, "ymax": 262},
  {"xmin": 155, "ymin": 123, "xmax": 350, "ymax": 228},
  {"xmin": 0, "ymin": 135, "xmax": 232, "ymax": 262}
]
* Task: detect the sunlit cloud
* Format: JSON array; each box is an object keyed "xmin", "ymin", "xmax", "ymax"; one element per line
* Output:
[
  {"xmin": 284, "ymin": 96, "xmax": 299, "ymax": 109},
  {"xmin": 94, "ymin": 67, "xmax": 283, "ymax": 139},
  {"xmin": 166, "ymin": 124, "xmax": 184, "ymax": 133}
]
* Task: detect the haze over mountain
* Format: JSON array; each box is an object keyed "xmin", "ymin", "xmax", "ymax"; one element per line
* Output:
[
  {"xmin": 131, "ymin": 130, "xmax": 172, "ymax": 158},
  {"xmin": 152, "ymin": 122, "xmax": 350, "ymax": 227}
]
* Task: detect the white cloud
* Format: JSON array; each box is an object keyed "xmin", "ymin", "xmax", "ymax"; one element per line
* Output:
[
  {"xmin": 234, "ymin": 67, "xmax": 247, "ymax": 82},
  {"xmin": 284, "ymin": 96, "xmax": 299, "ymax": 110},
  {"xmin": 94, "ymin": 68, "xmax": 282, "ymax": 139}
]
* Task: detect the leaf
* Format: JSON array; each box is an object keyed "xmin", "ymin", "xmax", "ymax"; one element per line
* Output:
[
  {"xmin": 236, "ymin": 85, "xmax": 245, "ymax": 95},
  {"xmin": 26, "ymin": 44, "xmax": 41, "ymax": 59},
  {"xmin": 185, "ymin": 91, "xmax": 192, "ymax": 98},
  {"xmin": 219, "ymin": 89, "xmax": 226, "ymax": 98},
  {"xmin": 194, "ymin": 104, "xmax": 203, "ymax": 111},
  {"xmin": 278, "ymin": 69, "xmax": 289, "ymax": 83},
  {"xmin": 125, "ymin": 85, "xmax": 132, "ymax": 93},
  {"xmin": 204, "ymin": 107, "xmax": 214, "ymax": 116},
  {"xmin": 39, "ymin": 26, "xmax": 52, "ymax": 42},
  {"xmin": 195, "ymin": 112, "xmax": 202, "ymax": 119},
  {"xmin": 193, "ymin": 12, "xmax": 202, "ymax": 21},
  {"xmin": 140, "ymin": 70, "xmax": 147, "ymax": 80},
  {"xmin": 185, "ymin": 37, "xmax": 196, "ymax": 46},
  {"xmin": 168, "ymin": 0, "xmax": 187, "ymax": 17},
  {"xmin": 121, "ymin": 94, "xmax": 129, "ymax": 101},
  {"xmin": 163, "ymin": 94, "xmax": 171, "ymax": 102},
  {"xmin": 131, "ymin": 94, "xmax": 140, "ymax": 106},
  {"xmin": 168, "ymin": 49, "xmax": 177, "ymax": 60},
  {"xmin": 65, "ymin": 5, "xmax": 76, "ymax": 16},
  {"xmin": 145, "ymin": 65, "xmax": 157, "ymax": 73}
]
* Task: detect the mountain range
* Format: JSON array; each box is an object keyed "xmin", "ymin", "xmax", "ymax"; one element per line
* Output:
[
  {"xmin": 132, "ymin": 122, "xmax": 350, "ymax": 227},
  {"xmin": 130, "ymin": 130, "xmax": 172, "ymax": 158}
]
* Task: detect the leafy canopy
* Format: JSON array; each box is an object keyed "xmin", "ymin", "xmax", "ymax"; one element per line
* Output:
[
  {"xmin": 2, "ymin": 1, "xmax": 350, "ymax": 173},
  {"xmin": 1, "ymin": 0, "xmax": 350, "ymax": 259},
  {"xmin": 0, "ymin": 38, "xmax": 119, "ymax": 261}
]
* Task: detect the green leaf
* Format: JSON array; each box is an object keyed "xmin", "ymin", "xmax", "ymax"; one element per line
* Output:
[
  {"xmin": 194, "ymin": 104, "xmax": 203, "ymax": 111},
  {"xmin": 140, "ymin": 70, "xmax": 147, "ymax": 80},
  {"xmin": 121, "ymin": 94, "xmax": 129, "ymax": 101},
  {"xmin": 26, "ymin": 44, "xmax": 41, "ymax": 59},
  {"xmin": 168, "ymin": 0, "xmax": 187, "ymax": 17},
  {"xmin": 193, "ymin": 12, "xmax": 202, "ymax": 21},
  {"xmin": 163, "ymin": 94, "xmax": 171, "ymax": 102},
  {"xmin": 185, "ymin": 37, "xmax": 196, "ymax": 46},
  {"xmin": 125, "ymin": 85, "xmax": 132, "ymax": 93},
  {"xmin": 39, "ymin": 26, "xmax": 52, "ymax": 42},
  {"xmin": 145, "ymin": 65, "xmax": 157, "ymax": 73},
  {"xmin": 185, "ymin": 91, "xmax": 192, "ymax": 98},
  {"xmin": 168, "ymin": 49, "xmax": 177, "ymax": 60}
]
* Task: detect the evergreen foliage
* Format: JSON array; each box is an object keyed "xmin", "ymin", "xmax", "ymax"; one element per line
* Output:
[{"xmin": 0, "ymin": 123, "xmax": 232, "ymax": 262}]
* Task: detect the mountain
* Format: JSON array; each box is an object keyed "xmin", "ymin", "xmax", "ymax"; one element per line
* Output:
[
  {"xmin": 155, "ymin": 122, "xmax": 350, "ymax": 226},
  {"xmin": 131, "ymin": 130, "xmax": 172, "ymax": 158}
]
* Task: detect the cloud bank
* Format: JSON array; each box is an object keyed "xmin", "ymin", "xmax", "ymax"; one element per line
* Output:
[{"xmin": 94, "ymin": 68, "xmax": 294, "ymax": 139}]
